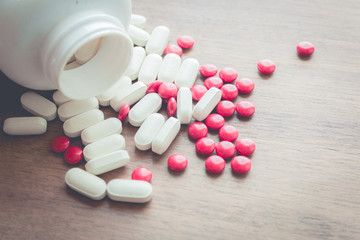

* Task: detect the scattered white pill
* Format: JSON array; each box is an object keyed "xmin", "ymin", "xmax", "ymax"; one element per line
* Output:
[
  {"xmin": 58, "ymin": 97, "xmax": 99, "ymax": 122},
  {"xmin": 125, "ymin": 47, "xmax": 146, "ymax": 80},
  {"xmin": 128, "ymin": 93, "xmax": 162, "ymax": 127},
  {"xmin": 176, "ymin": 87, "xmax": 193, "ymax": 124},
  {"xmin": 158, "ymin": 53, "xmax": 181, "ymax": 83},
  {"xmin": 130, "ymin": 14, "xmax": 147, "ymax": 29},
  {"xmin": 193, "ymin": 87, "xmax": 222, "ymax": 121},
  {"xmin": 20, "ymin": 92, "xmax": 57, "ymax": 121},
  {"xmin": 52, "ymin": 90, "xmax": 72, "ymax": 106},
  {"xmin": 174, "ymin": 58, "xmax": 199, "ymax": 88},
  {"xmin": 152, "ymin": 117, "xmax": 180, "ymax": 155},
  {"xmin": 83, "ymin": 134, "xmax": 125, "ymax": 161},
  {"xmin": 64, "ymin": 61, "xmax": 81, "ymax": 70},
  {"xmin": 3, "ymin": 117, "xmax": 47, "ymax": 135},
  {"xmin": 134, "ymin": 113, "xmax": 165, "ymax": 151},
  {"xmin": 81, "ymin": 117, "xmax": 122, "ymax": 145},
  {"xmin": 96, "ymin": 76, "xmax": 132, "ymax": 106},
  {"xmin": 127, "ymin": 24, "xmax": 150, "ymax": 47},
  {"xmin": 110, "ymin": 81, "xmax": 147, "ymax": 112},
  {"xmin": 65, "ymin": 168, "xmax": 106, "ymax": 200},
  {"xmin": 85, "ymin": 150, "xmax": 129, "ymax": 175},
  {"xmin": 63, "ymin": 109, "xmax": 104, "ymax": 138},
  {"xmin": 74, "ymin": 38, "xmax": 101, "ymax": 64},
  {"xmin": 138, "ymin": 53, "xmax": 162, "ymax": 86},
  {"xmin": 107, "ymin": 179, "xmax": 152, "ymax": 203},
  {"xmin": 145, "ymin": 25, "xmax": 170, "ymax": 55}
]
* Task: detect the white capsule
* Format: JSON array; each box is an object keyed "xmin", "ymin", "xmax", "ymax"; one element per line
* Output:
[
  {"xmin": 128, "ymin": 93, "xmax": 162, "ymax": 127},
  {"xmin": 177, "ymin": 87, "xmax": 193, "ymax": 124},
  {"xmin": 64, "ymin": 61, "xmax": 81, "ymax": 70},
  {"xmin": 125, "ymin": 47, "xmax": 146, "ymax": 80},
  {"xmin": 138, "ymin": 53, "xmax": 162, "ymax": 86},
  {"xmin": 127, "ymin": 24, "xmax": 150, "ymax": 47},
  {"xmin": 81, "ymin": 118, "xmax": 122, "ymax": 146},
  {"xmin": 152, "ymin": 117, "xmax": 180, "ymax": 155},
  {"xmin": 158, "ymin": 53, "xmax": 181, "ymax": 83},
  {"xmin": 52, "ymin": 90, "xmax": 72, "ymax": 106},
  {"xmin": 65, "ymin": 168, "xmax": 106, "ymax": 200},
  {"xmin": 146, "ymin": 26, "xmax": 170, "ymax": 55},
  {"xmin": 20, "ymin": 92, "xmax": 57, "ymax": 121},
  {"xmin": 134, "ymin": 113, "xmax": 165, "ymax": 151},
  {"xmin": 85, "ymin": 150, "xmax": 129, "ymax": 175},
  {"xmin": 74, "ymin": 38, "xmax": 101, "ymax": 64},
  {"xmin": 96, "ymin": 76, "xmax": 132, "ymax": 106},
  {"xmin": 107, "ymin": 179, "xmax": 152, "ymax": 203},
  {"xmin": 83, "ymin": 134, "xmax": 125, "ymax": 161},
  {"xmin": 3, "ymin": 117, "xmax": 47, "ymax": 135},
  {"xmin": 63, "ymin": 109, "xmax": 104, "ymax": 138},
  {"xmin": 110, "ymin": 81, "xmax": 147, "ymax": 112},
  {"xmin": 193, "ymin": 87, "xmax": 222, "ymax": 121},
  {"xmin": 58, "ymin": 97, "xmax": 99, "ymax": 122},
  {"xmin": 174, "ymin": 58, "xmax": 200, "ymax": 88},
  {"xmin": 130, "ymin": 14, "xmax": 147, "ymax": 29}
]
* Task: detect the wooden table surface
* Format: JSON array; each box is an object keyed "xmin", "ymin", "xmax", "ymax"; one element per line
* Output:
[{"xmin": 1, "ymin": 0, "xmax": 360, "ymax": 239}]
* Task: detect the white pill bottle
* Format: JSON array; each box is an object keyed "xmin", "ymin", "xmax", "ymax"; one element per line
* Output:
[{"xmin": 0, "ymin": 0, "xmax": 133, "ymax": 99}]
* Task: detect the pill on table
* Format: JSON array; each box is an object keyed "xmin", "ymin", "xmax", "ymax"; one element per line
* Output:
[
  {"xmin": 152, "ymin": 117, "xmax": 180, "ymax": 155},
  {"xmin": 167, "ymin": 97, "xmax": 177, "ymax": 117},
  {"xmin": 128, "ymin": 93, "xmax": 162, "ymax": 127},
  {"xmin": 176, "ymin": 87, "xmax": 193, "ymax": 124},
  {"xmin": 191, "ymin": 85, "xmax": 208, "ymax": 101},
  {"xmin": 205, "ymin": 155, "xmax": 226, "ymax": 174},
  {"xmin": 63, "ymin": 109, "xmax": 104, "ymax": 138},
  {"xmin": 193, "ymin": 87, "xmax": 222, "ymax": 121},
  {"xmin": 235, "ymin": 138, "xmax": 256, "ymax": 156},
  {"xmin": 64, "ymin": 146, "xmax": 83, "ymax": 164},
  {"xmin": 297, "ymin": 41, "xmax": 315, "ymax": 56},
  {"xmin": 21, "ymin": 92, "xmax": 57, "ymax": 121},
  {"xmin": 134, "ymin": 113, "xmax": 165, "ymax": 151},
  {"xmin": 85, "ymin": 150, "xmax": 129, "ymax": 175},
  {"xmin": 97, "ymin": 76, "xmax": 132, "ymax": 106},
  {"xmin": 205, "ymin": 113, "xmax": 225, "ymax": 130},
  {"xmin": 158, "ymin": 53, "xmax": 181, "ymax": 83},
  {"xmin": 52, "ymin": 90, "xmax": 72, "ymax": 106},
  {"xmin": 164, "ymin": 44, "xmax": 183, "ymax": 56},
  {"xmin": 257, "ymin": 59, "xmax": 276, "ymax": 75},
  {"xmin": 146, "ymin": 25, "xmax": 170, "ymax": 55},
  {"xmin": 81, "ymin": 117, "xmax": 122, "ymax": 145},
  {"xmin": 51, "ymin": 136, "xmax": 70, "ymax": 152},
  {"xmin": 3, "ymin": 117, "xmax": 47, "ymax": 135},
  {"xmin": 65, "ymin": 168, "xmax": 106, "ymax": 200},
  {"xmin": 83, "ymin": 134, "xmax": 125, "ymax": 161},
  {"xmin": 74, "ymin": 38, "xmax": 101, "ymax": 64},
  {"xmin": 236, "ymin": 100, "xmax": 255, "ymax": 117},
  {"xmin": 138, "ymin": 53, "xmax": 162, "ymax": 86},
  {"xmin": 219, "ymin": 67, "xmax": 238, "ymax": 82},
  {"xmin": 219, "ymin": 125, "xmax": 239, "ymax": 142},
  {"xmin": 146, "ymin": 81, "xmax": 163, "ymax": 94},
  {"xmin": 204, "ymin": 76, "xmax": 223, "ymax": 89},
  {"xmin": 174, "ymin": 58, "xmax": 199, "ymax": 88},
  {"xmin": 236, "ymin": 78, "xmax": 255, "ymax": 94},
  {"xmin": 215, "ymin": 141, "xmax": 236, "ymax": 159},
  {"xmin": 110, "ymin": 81, "xmax": 147, "ymax": 112},
  {"xmin": 168, "ymin": 154, "xmax": 188, "ymax": 171},
  {"xmin": 125, "ymin": 47, "xmax": 146, "ymax": 80},
  {"xmin": 158, "ymin": 82, "xmax": 178, "ymax": 99},
  {"xmin": 58, "ymin": 97, "xmax": 99, "ymax": 122},
  {"xmin": 132, "ymin": 167, "xmax": 152, "ymax": 182},
  {"xmin": 118, "ymin": 104, "xmax": 130, "ymax": 121},
  {"xmin": 199, "ymin": 64, "xmax": 218, "ymax": 77},
  {"xmin": 130, "ymin": 14, "xmax": 147, "ymax": 29},
  {"xmin": 188, "ymin": 122, "xmax": 208, "ymax": 140},
  {"xmin": 231, "ymin": 156, "xmax": 251, "ymax": 174},
  {"xmin": 127, "ymin": 24, "xmax": 150, "ymax": 47},
  {"xmin": 221, "ymin": 84, "xmax": 238, "ymax": 100},
  {"xmin": 177, "ymin": 35, "xmax": 195, "ymax": 49},
  {"xmin": 216, "ymin": 100, "xmax": 236, "ymax": 117},
  {"xmin": 195, "ymin": 137, "xmax": 216, "ymax": 155},
  {"xmin": 107, "ymin": 179, "xmax": 152, "ymax": 203}
]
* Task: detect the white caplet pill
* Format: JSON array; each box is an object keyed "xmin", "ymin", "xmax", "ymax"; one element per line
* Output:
[
  {"xmin": 127, "ymin": 24, "xmax": 150, "ymax": 47},
  {"xmin": 193, "ymin": 87, "xmax": 222, "ymax": 121},
  {"xmin": 96, "ymin": 76, "xmax": 132, "ymax": 106},
  {"xmin": 74, "ymin": 38, "xmax": 101, "ymax": 64},
  {"xmin": 20, "ymin": 92, "xmax": 57, "ymax": 121},
  {"xmin": 64, "ymin": 61, "xmax": 81, "ymax": 70},
  {"xmin": 58, "ymin": 97, "xmax": 99, "ymax": 122},
  {"xmin": 128, "ymin": 93, "xmax": 162, "ymax": 127},
  {"xmin": 134, "ymin": 113, "xmax": 165, "ymax": 151},
  {"xmin": 63, "ymin": 109, "xmax": 104, "ymax": 138},
  {"xmin": 177, "ymin": 87, "xmax": 193, "ymax": 124},
  {"xmin": 174, "ymin": 58, "xmax": 200, "ymax": 88},
  {"xmin": 81, "ymin": 117, "xmax": 122, "ymax": 146},
  {"xmin": 52, "ymin": 90, "xmax": 72, "ymax": 106},
  {"xmin": 110, "ymin": 81, "xmax": 147, "ymax": 112},
  {"xmin": 158, "ymin": 53, "xmax": 181, "ymax": 83},
  {"xmin": 138, "ymin": 53, "xmax": 162, "ymax": 86},
  {"xmin": 83, "ymin": 134, "xmax": 125, "ymax": 161},
  {"xmin": 125, "ymin": 47, "xmax": 146, "ymax": 80},
  {"xmin": 107, "ymin": 179, "xmax": 152, "ymax": 203},
  {"xmin": 65, "ymin": 168, "xmax": 106, "ymax": 200},
  {"xmin": 130, "ymin": 14, "xmax": 147, "ymax": 29},
  {"xmin": 3, "ymin": 117, "xmax": 47, "ymax": 135},
  {"xmin": 85, "ymin": 150, "xmax": 129, "ymax": 175},
  {"xmin": 146, "ymin": 25, "xmax": 170, "ymax": 55},
  {"xmin": 152, "ymin": 117, "xmax": 180, "ymax": 155}
]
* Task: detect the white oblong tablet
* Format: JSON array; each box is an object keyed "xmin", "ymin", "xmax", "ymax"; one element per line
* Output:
[
  {"xmin": 145, "ymin": 25, "xmax": 170, "ymax": 55},
  {"xmin": 134, "ymin": 113, "xmax": 165, "ymax": 151},
  {"xmin": 193, "ymin": 87, "xmax": 222, "ymax": 121},
  {"xmin": 85, "ymin": 150, "xmax": 129, "ymax": 175},
  {"xmin": 58, "ymin": 97, "xmax": 99, "ymax": 122},
  {"xmin": 130, "ymin": 14, "xmax": 147, "ymax": 29},
  {"xmin": 65, "ymin": 168, "xmax": 106, "ymax": 200},
  {"xmin": 138, "ymin": 53, "xmax": 162, "ymax": 86},
  {"xmin": 158, "ymin": 53, "xmax": 181, "ymax": 83},
  {"xmin": 177, "ymin": 87, "xmax": 193, "ymax": 124},
  {"xmin": 83, "ymin": 134, "xmax": 125, "ymax": 161},
  {"xmin": 110, "ymin": 81, "xmax": 147, "ymax": 112},
  {"xmin": 3, "ymin": 117, "xmax": 47, "ymax": 135},
  {"xmin": 63, "ymin": 109, "xmax": 104, "ymax": 138},
  {"xmin": 52, "ymin": 90, "xmax": 72, "ymax": 106},
  {"xmin": 20, "ymin": 92, "xmax": 57, "ymax": 121},
  {"xmin": 74, "ymin": 38, "xmax": 101, "ymax": 64},
  {"xmin": 125, "ymin": 47, "xmax": 146, "ymax": 80},
  {"xmin": 128, "ymin": 93, "xmax": 162, "ymax": 127},
  {"xmin": 96, "ymin": 76, "xmax": 132, "ymax": 106},
  {"xmin": 152, "ymin": 117, "xmax": 180, "ymax": 155},
  {"xmin": 127, "ymin": 24, "xmax": 150, "ymax": 47},
  {"xmin": 174, "ymin": 58, "xmax": 200, "ymax": 88},
  {"xmin": 107, "ymin": 179, "xmax": 152, "ymax": 203},
  {"xmin": 81, "ymin": 117, "xmax": 122, "ymax": 145}
]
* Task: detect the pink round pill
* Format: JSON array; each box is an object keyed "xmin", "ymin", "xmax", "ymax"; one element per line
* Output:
[
  {"xmin": 199, "ymin": 64, "xmax": 218, "ymax": 77},
  {"xmin": 167, "ymin": 97, "xmax": 177, "ymax": 117},
  {"xmin": 51, "ymin": 136, "xmax": 70, "ymax": 152},
  {"xmin": 168, "ymin": 154, "xmax": 188, "ymax": 171},
  {"xmin": 158, "ymin": 82, "xmax": 178, "ymax": 99},
  {"xmin": 216, "ymin": 100, "xmax": 236, "ymax": 117},
  {"xmin": 191, "ymin": 85, "xmax": 208, "ymax": 101},
  {"xmin": 205, "ymin": 113, "xmax": 225, "ymax": 130},
  {"xmin": 236, "ymin": 78, "xmax": 255, "ymax": 94},
  {"xmin": 146, "ymin": 81, "xmax": 163, "ymax": 94},
  {"xmin": 205, "ymin": 155, "xmax": 226, "ymax": 174},
  {"xmin": 219, "ymin": 125, "xmax": 238, "ymax": 142},
  {"xmin": 177, "ymin": 35, "xmax": 195, "ymax": 49},
  {"xmin": 257, "ymin": 59, "xmax": 276, "ymax": 75},
  {"xmin": 221, "ymin": 84, "xmax": 238, "ymax": 100},
  {"xmin": 216, "ymin": 141, "xmax": 236, "ymax": 159},
  {"xmin": 231, "ymin": 156, "xmax": 251, "ymax": 174},
  {"xmin": 64, "ymin": 146, "xmax": 83, "ymax": 164},
  {"xmin": 236, "ymin": 100, "xmax": 255, "ymax": 117},
  {"xmin": 219, "ymin": 67, "xmax": 238, "ymax": 82},
  {"xmin": 297, "ymin": 41, "xmax": 315, "ymax": 56},
  {"xmin": 132, "ymin": 167, "xmax": 152, "ymax": 182},
  {"xmin": 164, "ymin": 44, "xmax": 183, "ymax": 56},
  {"xmin": 235, "ymin": 138, "xmax": 256, "ymax": 156},
  {"xmin": 188, "ymin": 122, "xmax": 208, "ymax": 140},
  {"xmin": 118, "ymin": 104, "xmax": 130, "ymax": 121},
  {"xmin": 195, "ymin": 137, "xmax": 216, "ymax": 155},
  {"xmin": 204, "ymin": 76, "xmax": 223, "ymax": 89}
]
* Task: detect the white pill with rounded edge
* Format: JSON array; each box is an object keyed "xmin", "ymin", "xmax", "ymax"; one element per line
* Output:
[
  {"xmin": 74, "ymin": 38, "xmax": 101, "ymax": 64},
  {"xmin": 107, "ymin": 179, "xmax": 152, "ymax": 203},
  {"xmin": 65, "ymin": 168, "xmax": 106, "ymax": 200},
  {"xmin": 125, "ymin": 47, "xmax": 146, "ymax": 80},
  {"xmin": 174, "ymin": 58, "xmax": 200, "ymax": 88},
  {"xmin": 81, "ymin": 117, "xmax": 122, "ymax": 146},
  {"xmin": 134, "ymin": 113, "xmax": 165, "ymax": 151},
  {"xmin": 138, "ymin": 53, "xmax": 162, "ymax": 86},
  {"xmin": 85, "ymin": 150, "xmax": 129, "ymax": 175},
  {"xmin": 3, "ymin": 117, "xmax": 47, "ymax": 135},
  {"xmin": 128, "ymin": 93, "xmax": 162, "ymax": 127},
  {"xmin": 193, "ymin": 87, "xmax": 222, "ymax": 121},
  {"xmin": 53, "ymin": 90, "xmax": 72, "ymax": 106},
  {"xmin": 96, "ymin": 76, "xmax": 132, "ymax": 106},
  {"xmin": 152, "ymin": 117, "xmax": 180, "ymax": 155},
  {"xmin": 146, "ymin": 25, "xmax": 170, "ymax": 55},
  {"xmin": 177, "ymin": 87, "xmax": 193, "ymax": 124},
  {"xmin": 127, "ymin": 24, "xmax": 150, "ymax": 47},
  {"xmin": 63, "ymin": 109, "xmax": 104, "ymax": 138},
  {"xmin": 20, "ymin": 92, "xmax": 57, "ymax": 121},
  {"xmin": 83, "ymin": 134, "xmax": 125, "ymax": 161},
  {"xmin": 110, "ymin": 81, "xmax": 147, "ymax": 112},
  {"xmin": 130, "ymin": 14, "xmax": 147, "ymax": 29},
  {"xmin": 158, "ymin": 53, "xmax": 181, "ymax": 83},
  {"xmin": 58, "ymin": 97, "xmax": 99, "ymax": 122}
]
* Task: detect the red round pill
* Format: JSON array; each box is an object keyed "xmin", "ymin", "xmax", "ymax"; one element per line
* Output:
[
  {"xmin": 177, "ymin": 35, "xmax": 195, "ymax": 49},
  {"xmin": 236, "ymin": 100, "xmax": 255, "ymax": 117},
  {"xmin": 188, "ymin": 122, "xmax": 208, "ymax": 139},
  {"xmin": 219, "ymin": 125, "xmax": 239, "ymax": 142},
  {"xmin": 297, "ymin": 41, "xmax": 315, "ymax": 56},
  {"xmin": 195, "ymin": 137, "xmax": 216, "ymax": 155},
  {"xmin": 132, "ymin": 167, "xmax": 152, "ymax": 182},
  {"xmin": 158, "ymin": 82, "xmax": 178, "ymax": 99},
  {"xmin": 231, "ymin": 156, "xmax": 251, "ymax": 174},
  {"xmin": 216, "ymin": 100, "xmax": 235, "ymax": 117},
  {"xmin": 168, "ymin": 154, "xmax": 188, "ymax": 171},
  {"xmin": 146, "ymin": 81, "xmax": 163, "ymax": 94},
  {"xmin": 221, "ymin": 84, "xmax": 238, "ymax": 100},
  {"xmin": 164, "ymin": 44, "xmax": 183, "ymax": 56},
  {"xmin": 204, "ymin": 76, "xmax": 223, "ymax": 89},
  {"xmin": 236, "ymin": 78, "xmax": 255, "ymax": 94},
  {"xmin": 191, "ymin": 85, "xmax": 208, "ymax": 101},
  {"xmin": 257, "ymin": 59, "xmax": 276, "ymax": 75},
  {"xmin": 205, "ymin": 113, "xmax": 225, "ymax": 130},
  {"xmin": 167, "ymin": 97, "xmax": 177, "ymax": 117},
  {"xmin": 219, "ymin": 67, "xmax": 237, "ymax": 82},
  {"xmin": 205, "ymin": 155, "xmax": 226, "ymax": 174},
  {"xmin": 199, "ymin": 64, "xmax": 218, "ymax": 77},
  {"xmin": 235, "ymin": 138, "xmax": 256, "ymax": 156},
  {"xmin": 118, "ymin": 104, "xmax": 130, "ymax": 121},
  {"xmin": 51, "ymin": 136, "xmax": 70, "ymax": 152},
  {"xmin": 64, "ymin": 146, "xmax": 83, "ymax": 164},
  {"xmin": 216, "ymin": 141, "xmax": 236, "ymax": 159}
]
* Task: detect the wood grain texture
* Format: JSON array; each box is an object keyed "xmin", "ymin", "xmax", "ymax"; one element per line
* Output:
[{"xmin": 1, "ymin": 0, "xmax": 360, "ymax": 239}]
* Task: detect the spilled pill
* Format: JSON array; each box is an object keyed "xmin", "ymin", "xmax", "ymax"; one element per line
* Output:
[
  {"xmin": 158, "ymin": 53, "xmax": 181, "ymax": 83},
  {"xmin": 174, "ymin": 58, "xmax": 199, "ymax": 88},
  {"xmin": 130, "ymin": 14, "xmax": 147, "ymax": 29},
  {"xmin": 81, "ymin": 117, "xmax": 122, "ymax": 145},
  {"xmin": 52, "ymin": 90, "xmax": 72, "ymax": 106},
  {"xmin": 85, "ymin": 150, "xmax": 129, "ymax": 175},
  {"xmin": 63, "ymin": 109, "xmax": 104, "ymax": 138},
  {"xmin": 97, "ymin": 76, "xmax": 132, "ymax": 106},
  {"xmin": 146, "ymin": 25, "xmax": 170, "ymax": 55},
  {"xmin": 21, "ymin": 92, "xmax": 57, "ymax": 121},
  {"xmin": 83, "ymin": 134, "xmax": 125, "ymax": 161},
  {"xmin": 125, "ymin": 47, "xmax": 146, "ymax": 80},
  {"xmin": 3, "ymin": 117, "xmax": 47, "ymax": 135},
  {"xmin": 107, "ymin": 179, "xmax": 152, "ymax": 203},
  {"xmin": 110, "ymin": 81, "xmax": 147, "ymax": 112},
  {"xmin": 138, "ymin": 53, "xmax": 162, "ymax": 86},
  {"xmin": 176, "ymin": 87, "xmax": 193, "ymax": 124},
  {"xmin": 128, "ymin": 93, "xmax": 162, "ymax": 127},
  {"xmin": 193, "ymin": 87, "xmax": 222, "ymax": 121},
  {"xmin": 152, "ymin": 117, "xmax": 180, "ymax": 155},
  {"xmin": 58, "ymin": 97, "xmax": 99, "ymax": 122},
  {"xmin": 134, "ymin": 113, "xmax": 165, "ymax": 151},
  {"xmin": 127, "ymin": 24, "xmax": 150, "ymax": 47}
]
